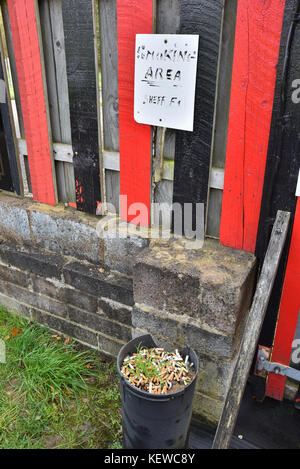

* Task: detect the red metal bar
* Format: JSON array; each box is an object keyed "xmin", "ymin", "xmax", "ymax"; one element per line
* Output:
[
  {"xmin": 116, "ymin": 0, "xmax": 153, "ymax": 226},
  {"xmin": 266, "ymin": 199, "xmax": 300, "ymax": 400},
  {"xmin": 220, "ymin": 0, "xmax": 285, "ymax": 252},
  {"xmin": 7, "ymin": 0, "xmax": 56, "ymax": 205}
]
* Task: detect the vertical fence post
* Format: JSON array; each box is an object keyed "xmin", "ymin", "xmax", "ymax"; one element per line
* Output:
[
  {"xmin": 254, "ymin": 0, "xmax": 300, "ymax": 351},
  {"xmin": 172, "ymin": 0, "xmax": 225, "ymax": 235},
  {"xmin": 62, "ymin": 0, "xmax": 102, "ymax": 215},
  {"xmin": 7, "ymin": 0, "xmax": 57, "ymax": 205},
  {"xmin": 219, "ymin": 0, "xmax": 285, "ymax": 252},
  {"xmin": 116, "ymin": 0, "xmax": 153, "ymax": 226},
  {"xmin": 0, "ymin": 32, "xmax": 22, "ymax": 195}
]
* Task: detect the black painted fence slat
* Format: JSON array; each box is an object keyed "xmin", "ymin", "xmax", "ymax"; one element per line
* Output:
[
  {"xmin": 172, "ymin": 0, "xmax": 224, "ymax": 233},
  {"xmin": 0, "ymin": 56, "xmax": 21, "ymax": 194},
  {"xmin": 62, "ymin": 0, "xmax": 101, "ymax": 214}
]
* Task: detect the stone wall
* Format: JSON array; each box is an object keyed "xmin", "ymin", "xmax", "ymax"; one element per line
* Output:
[{"xmin": 0, "ymin": 193, "xmax": 257, "ymax": 426}]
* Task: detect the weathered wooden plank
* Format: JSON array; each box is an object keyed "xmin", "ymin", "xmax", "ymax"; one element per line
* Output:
[
  {"xmin": 50, "ymin": 0, "xmax": 75, "ymax": 204},
  {"xmin": 0, "ymin": 31, "xmax": 22, "ymax": 194},
  {"xmin": 55, "ymin": 160, "xmax": 67, "ymax": 202},
  {"xmin": 102, "ymin": 150, "xmax": 120, "ymax": 172},
  {"xmin": 255, "ymin": 0, "xmax": 300, "ymax": 351},
  {"xmin": 266, "ymin": 200, "xmax": 300, "ymax": 400},
  {"xmin": 49, "ymin": 0, "xmax": 72, "ymax": 144},
  {"xmin": 1, "ymin": 5, "xmax": 29, "ymax": 193},
  {"xmin": 99, "ymin": 0, "xmax": 119, "ymax": 152},
  {"xmin": 172, "ymin": 0, "xmax": 225, "ymax": 234},
  {"xmin": 211, "ymin": 0, "xmax": 237, "ymax": 170},
  {"xmin": 48, "ymin": 0, "xmax": 75, "ymax": 203},
  {"xmin": 155, "ymin": 0, "xmax": 180, "ymax": 163},
  {"xmin": 39, "ymin": 0, "xmax": 75, "ymax": 204},
  {"xmin": 62, "ymin": 0, "xmax": 101, "ymax": 214},
  {"xmin": 18, "ymin": 139, "xmax": 73, "ymax": 163},
  {"xmin": 153, "ymin": 179, "xmax": 173, "ymax": 229},
  {"xmin": 39, "ymin": 0, "xmax": 61, "ymax": 142},
  {"xmin": 7, "ymin": 0, "xmax": 57, "ymax": 205},
  {"xmin": 38, "ymin": 0, "xmax": 67, "ymax": 203},
  {"xmin": 157, "ymin": 0, "xmax": 180, "ymax": 35},
  {"xmin": 0, "ymin": 112, "xmax": 13, "ymax": 191},
  {"xmin": 212, "ymin": 210, "xmax": 290, "ymax": 449},
  {"xmin": 206, "ymin": 188, "xmax": 223, "ymax": 239},
  {"xmin": 1, "ymin": 0, "xmax": 25, "ymax": 139},
  {"xmin": 105, "ymin": 169, "xmax": 120, "ymax": 213},
  {"xmin": 205, "ymin": 0, "xmax": 237, "ymax": 238},
  {"xmin": 220, "ymin": 0, "xmax": 286, "ymax": 252},
  {"xmin": 117, "ymin": 0, "xmax": 153, "ymax": 225},
  {"xmin": 97, "ymin": 0, "xmax": 119, "ymax": 212}
]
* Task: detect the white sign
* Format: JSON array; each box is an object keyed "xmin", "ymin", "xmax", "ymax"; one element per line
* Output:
[{"xmin": 134, "ymin": 34, "xmax": 199, "ymax": 132}]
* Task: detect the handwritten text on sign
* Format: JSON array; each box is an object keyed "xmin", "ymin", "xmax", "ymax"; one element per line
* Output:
[{"xmin": 134, "ymin": 34, "xmax": 199, "ymax": 132}]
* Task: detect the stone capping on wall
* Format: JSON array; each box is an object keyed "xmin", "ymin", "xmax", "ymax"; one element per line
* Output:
[
  {"xmin": 0, "ymin": 193, "xmax": 150, "ymax": 275},
  {"xmin": 0, "ymin": 193, "xmax": 258, "ymax": 426}
]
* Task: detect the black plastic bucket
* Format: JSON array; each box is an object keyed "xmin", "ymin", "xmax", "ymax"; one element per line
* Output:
[{"xmin": 117, "ymin": 334, "xmax": 198, "ymax": 449}]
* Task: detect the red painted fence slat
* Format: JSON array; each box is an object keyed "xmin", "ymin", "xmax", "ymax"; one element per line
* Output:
[
  {"xmin": 220, "ymin": 0, "xmax": 285, "ymax": 252},
  {"xmin": 266, "ymin": 199, "xmax": 300, "ymax": 400},
  {"xmin": 117, "ymin": 0, "xmax": 153, "ymax": 226},
  {"xmin": 7, "ymin": 0, "xmax": 56, "ymax": 205}
]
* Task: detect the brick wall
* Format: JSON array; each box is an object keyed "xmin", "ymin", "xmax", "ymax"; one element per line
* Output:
[
  {"xmin": 0, "ymin": 194, "xmax": 257, "ymax": 426},
  {"xmin": 0, "ymin": 238, "xmax": 133, "ymax": 356}
]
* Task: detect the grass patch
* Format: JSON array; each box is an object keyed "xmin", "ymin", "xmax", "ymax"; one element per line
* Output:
[{"xmin": 0, "ymin": 307, "xmax": 122, "ymax": 449}]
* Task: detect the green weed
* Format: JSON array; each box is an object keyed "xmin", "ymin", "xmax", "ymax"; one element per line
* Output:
[{"xmin": 0, "ymin": 307, "xmax": 122, "ymax": 449}]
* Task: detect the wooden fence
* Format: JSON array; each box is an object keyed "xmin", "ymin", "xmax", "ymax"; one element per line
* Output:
[
  {"xmin": 0, "ymin": 0, "xmax": 236, "ymax": 237},
  {"xmin": 0, "ymin": 0, "xmax": 299, "ymax": 401}
]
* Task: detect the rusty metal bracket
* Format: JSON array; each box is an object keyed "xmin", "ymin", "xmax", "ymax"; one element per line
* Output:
[{"xmin": 255, "ymin": 346, "xmax": 300, "ymax": 383}]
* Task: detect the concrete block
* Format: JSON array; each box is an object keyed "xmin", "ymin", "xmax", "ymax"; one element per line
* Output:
[
  {"xmin": 98, "ymin": 298, "xmax": 132, "ymax": 326},
  {"xmin": 63, "ymin": 261, "xmax": 133, "ymax": 306},
  {"xmin": 0, "ymin": 239, "xmax": 66, "ymax": 279},
  {"xmin": 0, "ymin": 292, "xmax": 31, "ymax": 319},
  {"xmin": 29, "ymin": 209, "xmax": 104, "ymax": 264},
  {"xmin": 97, "ymin": 215, "xmax": 149, "ymax": 275},
  {"xmin": 134, "ymin": 238, "xmax": 256, "ymax": 336},
  {"xmin": 68, "ymin": 305, "xmax": 132, "ymax": 342},
  {"xmin": 97, "ymin": 332, "xmax": 126, "ymax": 358},
  {"xmin": 30, "ymin": 275, "xmax": 65, "ymax": 302},
  {"xmin": 132, "ymin": 305, "xmax": 179, "ymax": 341},
  {"xmin": 31, "ymin": 309, "xmax": 98, "ymax": 348},
  {"xmin": 30, "ymin": 275, "xmax": 98, "ymax": 314},
  {"xmin": 0, "ymin": 196, "xmax": 32, "ymax": 245},
  {"xmin": 0, "ymin": 262, "xmax": 29, "ymax": 288},
  {"xmin": 192, "ymin": 391, "xmax": 224, "ymax": 427},
  {"xmin": 131, "ymin": 327, "xmax": 175, "ymax": 352},
  {"xmin": 181, "ymin": 321, "xmax": 235, "ymax": 358},
  {"xmin": 3, "ymin": 281, "xmax": 68, "ymax": 318},
  {"xmin": 132, "ymin": 304, "xmax": 237, "ymax": 358},
  {"xmin": 64, "ymin": 287, "xmax": 98, "ymax": 314},
  {"xmin": 195, "ymin": 352, "xmax": 235, "ymax": 400}
]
